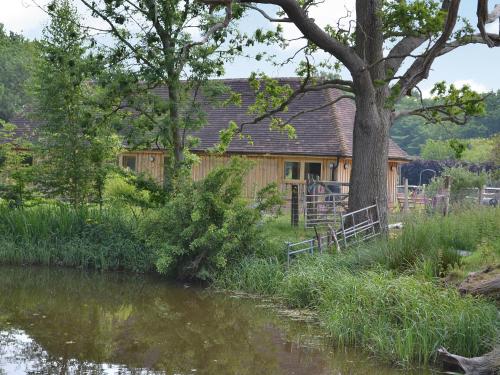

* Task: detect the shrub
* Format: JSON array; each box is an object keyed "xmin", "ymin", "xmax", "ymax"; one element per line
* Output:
[
  {"xmin": 426, "ymin": 166, "xmax": 488, "ymax": 203},
  {"xmin": 141, "ymin": 158, "xmax": 282, "ymax": 281}
]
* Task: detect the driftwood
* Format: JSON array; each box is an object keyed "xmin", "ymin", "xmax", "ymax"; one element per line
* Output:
[
  {"xmin": 438, "ymin": 347, "xmax": 500, "ymax": 375},
  {"xmin": 458, "ymin": 265, "xmax": 500, "ymax": 301}
]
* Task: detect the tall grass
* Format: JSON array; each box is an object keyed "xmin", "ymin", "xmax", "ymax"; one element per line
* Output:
[
  {"xmin": 318, "ymin": 269, "xmax": 497, "ymax": 365},
  {"xmin": 214, "ymin": 257, "xmax": 285, "ymax": 295},
  {"xmin": 215, "ymin": 207, "xmax": 500, "ymax": 366},
  {"xmin": 0, "ymin": 204, "xmax": 154, "ymax": 272}
]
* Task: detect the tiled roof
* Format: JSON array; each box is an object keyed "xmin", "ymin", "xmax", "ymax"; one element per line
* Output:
[{"xmin": 7, "ymin": 78, "xmax": 409, "ymax": 160}]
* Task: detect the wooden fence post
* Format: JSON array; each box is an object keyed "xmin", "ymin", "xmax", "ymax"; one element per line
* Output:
[
  {"xmin": 403, "ymin": 178, "xmax": 409, "ymax": 213},
  {"xmin": 291, "ymin": 184, "xmax": 299, "ymax": 226},
  {"xmin": 443, "ymin": 175, "xmax": 451, "ymax": 216}
]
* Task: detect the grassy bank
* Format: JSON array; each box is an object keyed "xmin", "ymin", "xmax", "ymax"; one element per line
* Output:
[
  {"xmin": 216, "ymin": 207, "xmax": 500, "ymax": 367},
  {"xmin": 0, "ymin": 204, "xmax": 154, "ymax": 272}
]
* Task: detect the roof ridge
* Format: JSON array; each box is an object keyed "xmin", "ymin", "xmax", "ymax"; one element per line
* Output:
[{"xmin": 326, "ymin": 88, "xmax": 349, "ymax": 155}]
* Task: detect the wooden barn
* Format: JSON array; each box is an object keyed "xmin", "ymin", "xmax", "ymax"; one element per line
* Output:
[
  {"xmin": 117, "ymin": 79, "xmax": 410, "ymax": 205},
  {"xmin": 9, "ymin": 78, "xmax": 409, "ymax": 205}
]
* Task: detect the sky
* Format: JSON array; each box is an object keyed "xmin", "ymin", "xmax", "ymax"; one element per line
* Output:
[{"xmin": 1, "ymin": 0, "xmax": 499, "ymax": 96}]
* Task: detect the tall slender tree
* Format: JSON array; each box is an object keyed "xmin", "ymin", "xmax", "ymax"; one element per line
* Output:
[{"xmin": 34, "ymin": 0, "xmax": 121, "ymax": 207}]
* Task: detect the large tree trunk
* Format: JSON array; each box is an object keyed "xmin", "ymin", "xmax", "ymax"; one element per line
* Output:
[
  {"xmin": 348, "ymin": 0, "xmax": 390, "ymax": 230},
  {"xmin": 348, "ymin": 90, "xmax": 391, "ymax": 230}
]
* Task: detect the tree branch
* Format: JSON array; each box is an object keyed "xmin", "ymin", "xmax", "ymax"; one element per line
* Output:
[
  {"xmin": 232, "ymin": 0, "xmax": 364, "ymax": 72},
  {"xmin": 242, "ymin": 4, "xmax": 292, "ymax": 22},
  {"xmin": 393, "ymin": 95, "xmax": 489, "ymax": 124},
  {"xmin": 77, "ymin": 0, "xmax": 158, "ymax": 72},
  {"xmin": 395, "ymin": 0, "xmax": 461, "ymax": 99},
  {"xmin": 239, "ymin": 76, "xmax": 353, "ymax": 130},
  {"xmin": 278, "ymin": 94, "xmax": 355, "ymax": 128},
  {"xmin": 181, "ymin": 1, "xmax": 232, "ymax": 62},
  {"xmin": 477, "ymin": 1, "xmax": 500, "ymax": 47}
]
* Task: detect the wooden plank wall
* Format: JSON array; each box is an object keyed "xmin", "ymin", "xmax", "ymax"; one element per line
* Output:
[
  {"xmin": 119, "ymin": 151, "xmax": 164, "ymax": 183},
  {"xmin": 191, "ymin": 154, "xmax": 280, "ymax": 199},
  {"xmin": 335, "ymin": 157, "xmax": 399, "ymax": 205},
  {"xmin": 119, "ymin": 151, "xmax": 402, "ymax": 206},
  {"xmin": 387, "ymin": 161, "xmax": 399, "ymax": 207}
]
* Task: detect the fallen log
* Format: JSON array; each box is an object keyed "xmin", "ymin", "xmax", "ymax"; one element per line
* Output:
[{"xmin": 438, "ymin": 347, "xmax": 500, "ymax": 375}]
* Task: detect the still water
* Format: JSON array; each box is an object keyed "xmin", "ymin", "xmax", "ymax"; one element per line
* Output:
[{"xmin": 0, "ymin": 267, "xmax": 431, "ymax": 374}]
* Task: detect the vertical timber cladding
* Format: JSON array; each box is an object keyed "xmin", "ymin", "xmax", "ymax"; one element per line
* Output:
[
  {"xmin": 335, "ymin": 158, "xmax": 400, "ymax": 206},
  {"xmin": 387, "ymin": 161, "xmax": 399, "ymax": 207},
  {"xmin": 191, "ymin": 153, "xmax": 281, "ymax": 198},
  {"xmin": 119, "ymin": 151, "xmax": 165, "ymax": 184},
  {"xmin": 118, "ymin": 152, "xmax": 403, "ymax": 206}
]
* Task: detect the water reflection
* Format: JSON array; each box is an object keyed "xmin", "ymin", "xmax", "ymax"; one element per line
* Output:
[{"xmin": 0, "ymin": 267, "xmax": 427, "ymax": 374}]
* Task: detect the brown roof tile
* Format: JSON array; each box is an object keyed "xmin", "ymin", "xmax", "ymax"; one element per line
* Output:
[{"xmin": 7, "ymin": 78, "xmax": 409, "ymax": 160}]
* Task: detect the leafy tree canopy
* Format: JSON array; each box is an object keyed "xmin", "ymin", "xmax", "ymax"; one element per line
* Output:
[{"xmin": 0, "ymin": 24, "xmax": 38, "ymax": 121}]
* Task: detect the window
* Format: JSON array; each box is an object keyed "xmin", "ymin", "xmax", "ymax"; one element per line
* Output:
[
  {"xmin": 284, "ymin": 161, "xmax": 300, "ymax": 180},
  {"xmin": 122, "ymin": 155, "xmax": 137, "ymax": 172},
  {"xmin": 304, "ymin": 162, "xmax": 321, "ymax": 181}
]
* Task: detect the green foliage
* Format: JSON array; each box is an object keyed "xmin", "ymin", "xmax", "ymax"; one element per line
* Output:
[
  {"xmin": 0, "ymin": 204, "xmax": 154, "ymax": 272},
  {"xmin": 382, "ymin": 0, "xmax": 446, "ymax": 40},
  {"xmin": 280, "ymin": 260, "xmax": 497, "ymax": 365},
  {"xmin": 104, "ymin": 173, "xmax": 152, "ymax": 217},
  {"xmin": 0, "ymin": 24, "xmax": 37, "ymax": 121},
  {"xmin": 318, "ymin": 269, "xmax": 497, "ymax": 365},
  {"xmin": 0, "ymin": 121, "xmax": 35, "ymax": 206},
  {"xmin": 391, "ymin": 91, "xmax": 500, "ymax": 156},
  {"xmin": 104, "ymin": 171, "xmax": 167, "ymax": 220},
  {"xmin": 420, "ymin": 137, "xmax": 497, "ymax": 162},
  {"xmin": 214, "ymin": 257, "xmax": 285, "ymax": 295},
  {"xmin": 427, "ymin": 166, "xmax": 489, "ymax": 202},
  {"xmin": 215, "ymin": 207, "xmax": 500, "ymax": 365},
  {"xmin": 33, "ymin": 0, "xmax": 122, "ymax": 206},
  {"xmin": 427, "ymin": 82, "xmax": 486, "ymax": 123},
  {"xmin": 141, "ymin": 158, "xmax": 282, "ymax": 281},
  {"xmin": 420, "ymin": 139, "xmax": 456, "ymax": 160}
]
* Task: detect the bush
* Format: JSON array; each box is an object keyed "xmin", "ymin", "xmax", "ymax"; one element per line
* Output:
[
  {"xmin": 427, "ymin": 166, "xmax": 488, "ymax": 203},
  {"xmin": 140, "ymin": 158, "xmax": 282, "ymax": 281}
]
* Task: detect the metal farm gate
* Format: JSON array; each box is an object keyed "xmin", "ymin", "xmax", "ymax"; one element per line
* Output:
[{"xmin": 304, "ymin": 181, "xmax": 349, "ymax": 228}]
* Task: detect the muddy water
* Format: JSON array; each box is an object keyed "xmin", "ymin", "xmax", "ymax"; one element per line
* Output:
[{"xmin": 0, "ymin": 267, "xmax": 430, "ymax": 374}]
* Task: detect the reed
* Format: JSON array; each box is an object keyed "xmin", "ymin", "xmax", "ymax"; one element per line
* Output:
[{"xmin": 0, "ymin": 204, "xmax": 154, "ymax": 272}]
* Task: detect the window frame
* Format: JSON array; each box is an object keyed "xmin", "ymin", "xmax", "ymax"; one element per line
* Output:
[
  {"xmin": 283, "ymin": 160, "xmax": 301, "ymax": 181},
  {"xmin": 122, "ymin": 154, "xmax": 137, "ymax": 172},
  {"xmin": 304, "ymin": 161, "xmax": 322, "ymax": 181}
]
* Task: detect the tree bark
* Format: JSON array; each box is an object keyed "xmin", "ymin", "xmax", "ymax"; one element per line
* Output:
[
  {"xmin": 348, "ymin": 0, "xmax": 390, "ymax": 230},
  {"xmin": 348, "ymin": 90, "xmax": 391, "ymax": 230},
  {"xmin": 438, "ymin": 347, "xmax": 500, "ymax": 375},
  {"xmin": 163, "ymin": 76, "xmax": 185, "ymax": 192}
]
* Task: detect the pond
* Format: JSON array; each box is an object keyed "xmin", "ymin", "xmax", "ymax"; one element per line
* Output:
[{"xmin": 0, "ymin": 266, "xmax": 431, "ymax": 374}]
